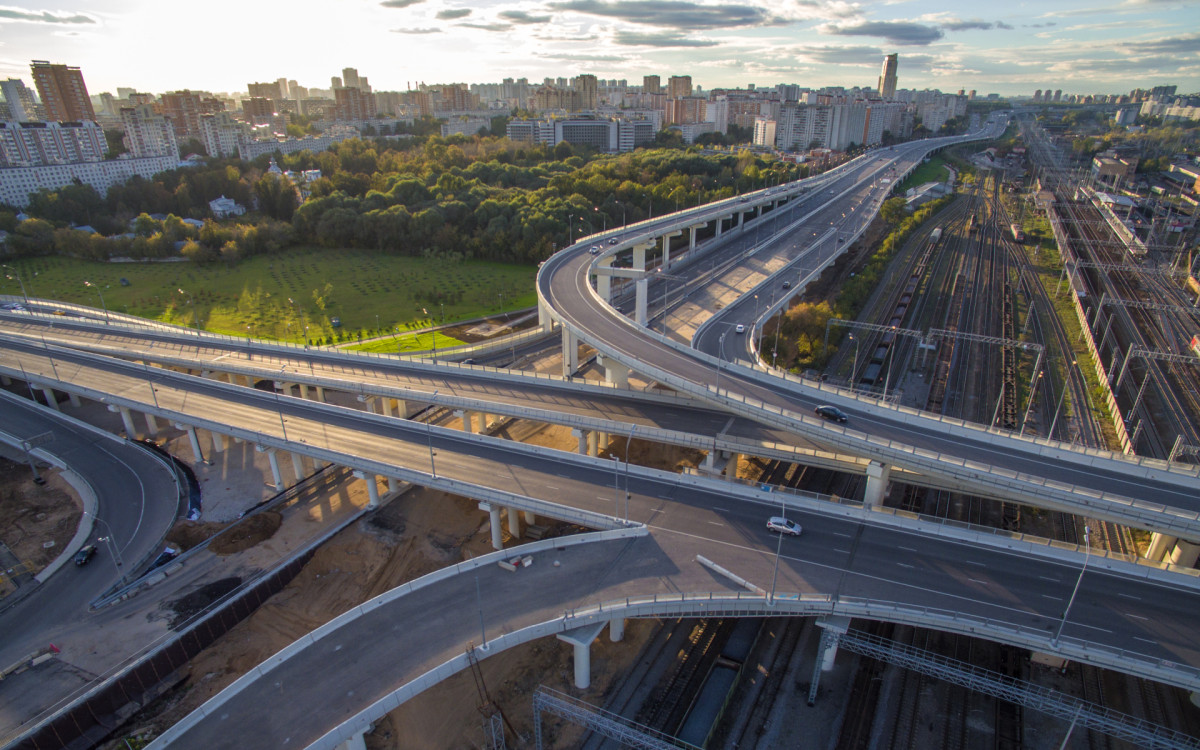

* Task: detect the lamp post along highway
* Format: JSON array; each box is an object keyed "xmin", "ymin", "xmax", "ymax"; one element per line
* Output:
[
  {"xmin": 427, "ymin": 389, "xmax": 439, "ymax": 478},
  {"xmin": 1053, "ymin": 525, "xmax": 1090, "ymax": 648},
  {"xmin": 84, "ymin": 281, "xmax": 109, "ymax": 324},
  {"xmin": 1048, "ymin": 359, "xmax": 1077, "ymax": 439}
]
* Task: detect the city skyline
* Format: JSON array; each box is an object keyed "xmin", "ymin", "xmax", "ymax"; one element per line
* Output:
[{"xmin": 0, "ymin": 0, "xmax": 1197, "ymax": 96}]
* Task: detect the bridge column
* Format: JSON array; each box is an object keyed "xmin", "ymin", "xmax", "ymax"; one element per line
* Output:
[
  {"xmin": 108, "ymin": 404, "xmax": 137, "ymax": 437},
  {"xmin": 538, "ymin": 298, "xmax": 552, "ymax": 332},
  {"xmin": 1147, "ymin": 533, "xmax": 1177, "ymax": 562},
  {"xmin": 257, "ymin": 445, "xmax": 284, "ymax": 491},
  {"xmin": 354, "ymin": 471, "xmax": 381, "ymax": 509},
  {"xmin": 689, "ymin": 225, "xmax": 697, "ymax": 252},
  {"xmin": 335, "ymin": 727, "xmax": 368, "ymax": 750},
  {"xmin": 863, "ymin": 461, "xmax": 891, "ymax": 509},
  {"xmin": 298, "ymin": 383, "xmax": 309, "ymax": 400},
  {"xmin": 291, "ymin": 452, "xmax": 307, "ymax": 482},
  {"xmin": 477, "ymin": 412, "xmax": 489, "ymax": 433},
  {"xmin": 377, "ymin": 397, "xmax": 393, "ymax": 417},
  {"xmin": 0, "ymin": 374, "xmax": 10, "ymax": 386},
  {"xmin": 387, "ymin": 476, "xmax": 398, "ymax": 493},
  {"xmin": 1170, "ymin": 540, "xmax": 1200, "ymax": 568},
  {"xmin": 144, "ymin": 412, "xmax": 158, "ymax": 436},
  {"xmin": 725, "ymin": 452, "xmax": 740, "ymax": 481},
  {"xmin": 67, "ymin": 392, "xmax": 82, "ymax": 408},
  {"xmin": 561, "ymin": 328, "xmax": 579, "ymax": 377},
  {"xmin": 715, "ymin": 216, "xmax": 724, "ymax": 237},
  {"xmin": 661, "ymin": 233, "xmax": 671, "ymax": 269},
  {"xmin": 808, "ymin": 616, "xmax": 850, "ymax": 706},
  {"xmin": 357, "ymin": 394, "xmax": 377, "ymax": 414},
  {"xmin": 395, "ymin": 398, "xmax": 408, "ymax": 417},
  {"xmin": 595, "ymin": 256, "xmax": 613, "ymax": 302},
  {"xmin": 556, "ymin": 622, "xmax": 607, "ymax": 690},
  {"xmin": 456, "ymin": 410, "xmax": 473, "ymax": 433},
  {"xmin": 479, "ymin": 502, "xmax": 503, "ymax": 550},
  {"xmin": 571, "ymin": 428, "xmax": 589, "ymax": 455},
  {"xmin": 587, "ymin": 430, "xmax": 599, "ymax": 457},
  {"xmin": 41, "ymin": 386, "xmax": 60, "ymax": 411},
  {"xmin": 314, "ymin": 386, "xmax": 325, "ymax": 402},
  {"xmin": 600, "ymin": 355, "xmax": 629, "ymax": 388},
  {"xmin": 508, "ymin": 506, "xmax": 521, "ymax": 539},
  {"xmin": 635, "ymin": 278, "xmax": 649, "ymax": 326},
  {"xmin": 609, "ymin": 617, "xmax": 624, "ymax": 642},
  {"xmin": 209, "ymin": 430, "xmax": 226, "ymax": 453},
  {"xmin": 524, "ymin": 511, "xmax": 536, "ymax": 526},
  {"xmin": 175, "ymin": 424, "xmax": 206, "ymax": 465}
]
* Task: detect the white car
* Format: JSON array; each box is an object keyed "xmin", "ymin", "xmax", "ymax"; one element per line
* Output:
[
  {"xmin": 766, "ymin": 517, "xmax": 801, "ymax": 536},
  {"xmin": 589, "ymin": 246, "xmax": 600, "ymax": 255},
  {"xmin": 735, "ymin": 324, "xmax": 746, "ymax": 334}
]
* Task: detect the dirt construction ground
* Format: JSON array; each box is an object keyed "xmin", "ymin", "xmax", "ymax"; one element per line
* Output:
[{"xmin": 0, "ymin": 457, "xmax": 80, "ymax": 594}]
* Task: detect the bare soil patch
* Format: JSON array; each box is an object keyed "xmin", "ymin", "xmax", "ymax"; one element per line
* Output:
[{"xmin": 0, "ymin": 458, "xmax": 80, "ymax": 577}]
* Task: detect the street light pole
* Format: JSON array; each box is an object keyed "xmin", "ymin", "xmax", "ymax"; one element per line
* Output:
[
  {"xmin": 83, "ymin": 512, "xmax": 125, "ymax": 569},
  {"xmin": 3, "ymin": 265, "xmax": 31, "ymax": 306},
  {"xmin": 1052, "ymin": 525, "xmax": 1090, "ymax": 648},
  {"xmin": 715, "ymin": 332, "xmax": 727, "ymax": 395},
  {"xmin": 84, "ymin": 281, "xmax": 109, "ymax": 324},
  {"xmin": 1048, "ymin": 360, "xmax": 1077, "ymax": 439},
  {"xmin": 624, "ymin": 425, "xmax": 635, "ymax": 520},
  {"xmin": 427, "ymin": 389, "xmax": 439, "ymax": 478}
]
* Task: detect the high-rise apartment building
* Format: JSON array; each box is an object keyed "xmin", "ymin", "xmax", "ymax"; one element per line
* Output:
[
  {"xmin": 1, "ymin": 79, "xmax": 39, "ymax": 122},
  {"xmin": 334, "ymin": 86, "xmax": 377, "ymax": 120},
  {"xmin": 160, "ymin": 90, "xmax": 225, "ymax": 140},
  {"xmin": 199, "ymin": 112, "xmax": 250, "ymax": 158},
  {"xmin": 665, "ymin": 96, "xmax": 706, "ymax": 125},
  {"xmin": 120, "ymin": 105, "xmax": 177, "ymax": 158},
  {"xmin": 342, "ymin": 68, "xmax": 361, "ymax": 89},
  {"xmin": 30, "ymin": 60, "xmax": 95, "ymax": 121},
  {"xmin": 0, "ymin": 119, "xmax": 105, "ymax": 166},
  {"xmin": 878, "ymin": 54, "xmax": 898, "ymax": 99},
  {"xmin": 331, "ymin": 76, "xmax": 343, "ymax": 90},
  {"xmin": 248, "ymin": 81, "xmax": 282, "ymax": 99},
  {"xmin": 242, "ymin": 97, "xmax": 276, "ymax": 124},
  {"xmin": 643, "ymin": 75, "xmax": 661, "ymax": 95},
  {"xmin": 667, "ymin": 75, "xmax": 692, "ymax": 99},
  {"xmin": 574, "ymin": 74, "xmax": 598, "ymax": 111}
]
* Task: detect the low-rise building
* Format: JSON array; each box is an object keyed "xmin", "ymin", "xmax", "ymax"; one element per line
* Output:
[
  {"xmin": 209, "ymin": 195, "xmax": 245, "ymax": 218},
  {"xmin": 0, "ymin": 153, "xmax": 178, "ymax": 207}
]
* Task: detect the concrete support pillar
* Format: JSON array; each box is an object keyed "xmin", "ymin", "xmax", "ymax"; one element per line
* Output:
[
  {"xmin": 598, "ymin": 431, "xmax": 609, "ymax": 449},
  {"xmin": 715, "ymin": 217, "xmax": 724, "ymax": 237},
  {"xmin": 112, "ymin": 405, "xmax": 137, "ymax": 436},
  {"xmin": 609, "ymin": 617, "xmax": 625, "ymax": 642},
  {"xmin": 597, "ymin": 272, "xmax": 611, "ymax": 302},
  {"xmin": 602, "ymin": 356, "xmax": 630, "ymax": 389},
  {"xmin": 1170, "ymin": 540, "xmax": 1200, "ymax": 568},
  {"xmin": 242, "ymin": 374, "xmax": 256, "ymax": 388},
  {"xmin": 480, "ymin": 503, "xmax": 503, "ymax": 550},
  {"xmin": 587, "ymin": 430, "xmax": 598, "ymax": 457},
  {"xmin": 808, "ymin": 616, "xmax": 850, "ymax": 706},
  {"xmin": 661, "ymin": 234, "xmax": 671, "ymax": 269},
  {"xmin": 335, "ymin": 728, "xmax": 368, "ymax": 750},
  {"xmin": 376, "ymin": 397, "xmax": 392, "ymax": 418},
  {"xmin": 557, "ymin": 622, "xmax": 606, "ymax": 690},
  {"xmin": 42, "ymin": 386, "xmax": 60, "ymax": 411},
  {"xmin": 561, "ymin": 327, "xmax": 579, "ymax": 377},
  {"xmin": 354, "ymin": 471, "xmax": 381, "ymax": 509},
  {"xmin": 67, "ymin": 392, "xmax": 82, "ymax": 408},
  {"xmin": 298, "ymin": 383, "xmax": 309, "ymax": 400},
  {"xmin": 357, "ymin": 394, "xmax": 376, "ymax": 414},
  {"xmin": 1147, "ymin": 533, "xmax": 1178, "ymax": 562},
  {"xmin": 538, "ymin": 298, "xmax": 552, "ymax": 332},
  {"xmin": 455, "ymin": 409, "xmax": 473, "ymax": 433},
  {"xmin": 725, "ymin": 452, "xmax": 740, "ymax": 481},
  {"xmin": 863, "ymin": 461, "xmax": 891, "ymax": 509},
  {"xmin": 523, "ymin": 511, "xmax": 536, "ymax": 526},
  {"xmin": 572, "ymin": 428, "xmax": 589, "ymax": 455},
  {"xmin": 387, "ymin": 476, "xmax": 398, "ymax": 493},
  {"xmin": 315, "ymin": 386, "xmax": 325, "ymax": 402},
  {"xmin": 0, "ymin": 374, "xmax": 11, "ymax": 386},
  {"xmin": 635, "ymin": 278, "xmax": 648, "ymax": 326},
  {"xmin": 258, "ymin": 445, "xmax": 284, "ymax": 491},
  {"xmin": 633, "ymin": 242, "xmax": 647, "ymax": 271},
  {"xmin": 291, "ymin": 451, "xmax": 306, "ymax": 482},
  {"xmin": 395, "ymin": 399, "xmax": 407, "ymax": 418},
  {"xmin": 508, "ymin": 506, "xmax": 520, "ymax": 539},
  {"xmin": 689, "ymin": 225, "xmax": 697, "ymax": 251},
  {"xmin": 276, "ymin": 381, "xmax": 293, "ymax": 397},
  {"xmin": 210, "ymin": 430, "xmax": 225, "ymax": 453},
  {"xmin": 144, "ymin": 412, "xmax": 158, "ymax": 436},
  {"xmin": 477, "ymin": 413, "xmax": 489, "ymax": 434},
  {"xmin": 176, "ymin": 424, "xmax": 205, "ymax": 464}
]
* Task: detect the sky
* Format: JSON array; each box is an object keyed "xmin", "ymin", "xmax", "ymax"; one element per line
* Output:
[{"xmin": 1, "ymin": 0, "xmax": 1197, "ymax": 97}]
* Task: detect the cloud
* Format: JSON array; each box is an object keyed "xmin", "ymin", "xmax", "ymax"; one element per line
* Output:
[
  {"xmin": 390, "ymin": 26, "xmax": 441, "ymax": 33},
  {"xmin": 0, "ymin": 6, "xmax": 97, "ymax": 24},
  {"xmin": 613, "ymin": 29, "xmax": 719, "ymax": 46},
  {"xmin": 534, "ymin": 51, "xmax": 628, "ymax": 61},
  {"xmin": 379, "ymin": 0, "xmax": 425, "ymax": 7},
  {"xmin": 928, "ymin": 16, "xmax": 1013, "ymax": 31},
  {"xmin": 499, "ymin": 9, "xmax": 551, "ymax": 23},
  {"xmin": 457, "ymin": 21, "xmax": 511, "ymax": 30},
  {"xmin": 1124, "ymin": 32, "xmax": 1200, "ymax": 54},
  {"xmin": 789, "ymin": 44, "xmax": 882, "ymax": 65},
  {"xmin": 821, "ymin": 20, "xmax": 944, "ymax": 45},
  {"xmin": 436, "ymin": 8, "xmax": 471, "ymax": 18},
  {"xmin": 547, "ymin": 0, "xmax": 781, "ymax": 30}
]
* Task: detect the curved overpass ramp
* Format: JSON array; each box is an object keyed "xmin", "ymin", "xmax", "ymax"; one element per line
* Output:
[{"xmin": 154, "ymin": 518, "xmax": 1200, "ymax": 749}]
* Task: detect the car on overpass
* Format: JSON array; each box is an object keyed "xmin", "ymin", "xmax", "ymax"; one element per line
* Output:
[
  {"xmin": 766, "ymin": 517, "xmax": 801, "ymax": 536},
  {"xmin": 814, "ymin": 405, "xmax": 848, "ymax": 423}
]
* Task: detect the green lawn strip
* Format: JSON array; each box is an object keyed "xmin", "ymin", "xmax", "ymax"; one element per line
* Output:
[
  {"xmin": 0, "ymin": 249, "xmax": 536, "ymax": 344},
  {"xmin": 894, "ymin": 155, "xmax": 949, "ymax": 193},
  {"xmin": 345, "ymin": 331, "xmax": 465, "ymax": 354}
]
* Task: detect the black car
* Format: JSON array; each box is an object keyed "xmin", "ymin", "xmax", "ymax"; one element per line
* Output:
[
  {"xmin": 814, "ymin": 405, "xmax": 848, "ymax": 423},
  {"xmin": 74, "ymin": 545, "xmax": 97, "ymax": 566}
]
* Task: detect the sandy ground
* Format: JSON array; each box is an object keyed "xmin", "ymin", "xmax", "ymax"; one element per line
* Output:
[{"xmin": 0, "ymin": 458, "xmax": 79, "ymax": 590}]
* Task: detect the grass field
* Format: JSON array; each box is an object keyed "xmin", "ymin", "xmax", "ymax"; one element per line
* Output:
[
  {"xmin": 1, "ymin": 249, "xmax": 538, "ymax": 344},
  {"xmin": 895, "ymin": 155, "xmax": 949, "ymax": 193},
  {"xmin": 346, "ymin": 330, "xmax": 466, "ymax": 354}
]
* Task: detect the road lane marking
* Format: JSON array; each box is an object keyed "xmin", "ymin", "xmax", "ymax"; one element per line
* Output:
[
  {"xmin": 969, "ymin": 578, "xmax": 988, "ymax": 585},
  {"xmin": 965, "ymin": 560, "xmax": 986, "ymax": 567},
  {"xmin": 1126, "ymin": 613, "xmax": 1149, "ymax": 621},
  {"xmin": 1117, "ymin": 593, "xmax": 1140, "ymax": 601},
  {"xmin": 896, "ymin": 563, "xmax": 914, "ymax": 569},
  {"xmin": 898, "ymin": 546, "xmax": 918, "ymax": 553},
  {"xmin": 713, "ymin": 507, "xmax": 729, "ymax": 512},
  {"xmin": 831, "ymin": 532, "xmax": 852, "ymax": 538},
  {"xmin": 1038, "ymin": 576, "xmax": 1058, "ymax": 582},
  {"xmin": 1133, "ymin": 637, "xmax": 1157, "ymax": 645},
  {"xmin": 834, "ymin": 548, "xmax": 849, "ymax": 554},
  {"xmin": 707, "ymin": 521, "xmax": 724, "ymax": 526},
  {"xmin": 545, "ymin": 485, "xmax": 560, "ymax": 490},
  {"xmin": 1041, "ymin": 595, "xmax": 1061, "ymax": 601}
]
